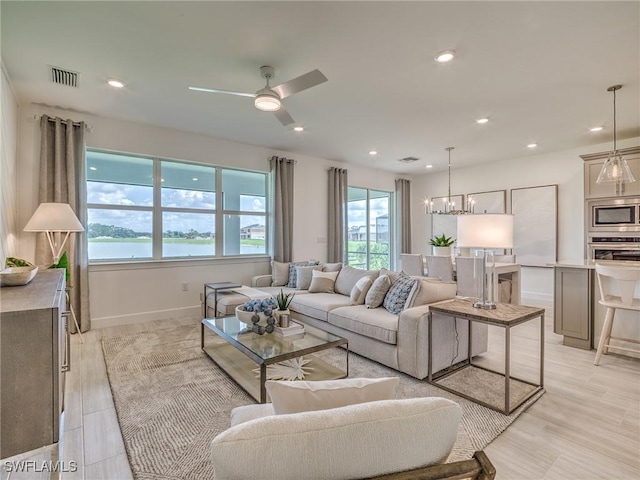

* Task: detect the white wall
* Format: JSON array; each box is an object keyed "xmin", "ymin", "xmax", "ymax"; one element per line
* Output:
[
  {"xmin": 411, "ymin": 137, "xmax": 640, "ymax": 302},
  {"xmin": 0, "ymin": 65, "xmax": 18, "ymax": 264},
  {"xmin": 15, "ymin": 104, "xmax": 402, "ymax": 327}
]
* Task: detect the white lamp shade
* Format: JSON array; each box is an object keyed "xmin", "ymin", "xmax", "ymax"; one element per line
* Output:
[
  {"xmin": 457, "ymin": 214, "xmax": 514, "ymax": 249},
  {"xmin": 24, "ymin": 203, "xmax": 84, "ymax": 232}
]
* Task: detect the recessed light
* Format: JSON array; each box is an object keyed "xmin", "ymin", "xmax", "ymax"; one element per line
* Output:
[
  {"xmin": 590, "ymin": 126, "xmax": 604, "ymax": 132},
  {"xmin": 527, "ymin": 143, "xmax": 538, "ymax": 148},
  {"xmin": 476, "ymin": 118, "xmax": 489, "ymax": 124},
  {"xmin": 293, "ymin": 126, "xmax": 304, "ymax": 132},
  {"xmin": 425, "ymin": 164, "xmax": 433, "ymax": 169},
  {"xmin": 107, "ymin": 79, "xmax": 125, "ymax": 88},
  {"xmin": 435, "ymin": 50, "xmax": 456, "ymax": 63},
  {"xmin": 89, "ymin": 166, "xmax": 97, "ymax": 171},
  {"xmin": 192, "ymin": 177, "xmax": 198, "ymax": 181},
  {"xmin": 369, "ymin": 150, "xmax": 378, "ymax": 156}
]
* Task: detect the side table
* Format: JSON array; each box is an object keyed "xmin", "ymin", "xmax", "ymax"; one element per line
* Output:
[
  {"xmin": 428, "ymin": 298, "xmax": 545, "ymax": 415},
  {"xmin": 203, "ymin": 282, "xmax": 242, "ymax": 318}
]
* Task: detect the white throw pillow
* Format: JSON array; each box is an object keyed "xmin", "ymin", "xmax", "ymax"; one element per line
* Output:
[
  {"xmin": 322, "ymin": 262, "xmax": 343, "ymax": 273},
  {"xmin": 295, "ymin": 265, "xmax": 323, "ymax": 290},
  {"xmin": 308, "ymin": 270, "xmax": 339, "ymax": 293},
  {"xmin": 365, "ymin": 274, "xmax": 391, "ymax": 309},
  {"xmin": 266, "ymin": 377, "xmax": 399, "ymax": 415},
  {"xmin": 350, "ymin": 276, "xmax": 373, "ymax": 305},
  {"xmin": 271, "ymin": 260, "xmax": 290, "ymax": 287}
]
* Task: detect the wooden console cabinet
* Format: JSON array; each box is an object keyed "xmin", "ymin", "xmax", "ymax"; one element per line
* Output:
[{"xmin": 0, "ymin": 269, "xmax": 68, "ymax": 458}]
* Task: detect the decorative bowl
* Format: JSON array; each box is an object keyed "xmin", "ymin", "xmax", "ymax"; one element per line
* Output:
[
  {"xmin": 0, "ymin": 266, "xmax": 39, "ymax": 287},
  {"xmin": 235, "ymin": 305, "xmax": 269, "ymax": 325}
]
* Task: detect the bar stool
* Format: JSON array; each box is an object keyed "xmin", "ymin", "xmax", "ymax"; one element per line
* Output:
[{"xmin": 594, "ymin": 262, "xmax": 640, "ymax": 366}]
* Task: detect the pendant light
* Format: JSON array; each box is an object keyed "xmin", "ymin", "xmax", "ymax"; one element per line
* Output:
[
  {"xmin": 426, "ymin": 147, "xmax": 471, "ymax": 215},
  {"xmin": 596, "ymin": 85, "xmax": 636, "ymax": 186}
]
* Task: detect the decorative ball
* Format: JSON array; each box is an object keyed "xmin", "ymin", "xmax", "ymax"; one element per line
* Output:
[
  {"xmin": 265, "ymin": 324, "xmax": 275, "ymax": 334},
  {"xmin": 251, "ymin": 314, "xmax": 260, "ymax": 324}
]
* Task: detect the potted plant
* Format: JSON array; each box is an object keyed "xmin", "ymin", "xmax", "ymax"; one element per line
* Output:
[
  {"xmin": 429, "ymin": 234, "xmax": 455, "ymax": 256},
  {"xmin": 274, "ymin": 289, "xmax": 295, "ymax": 327}
]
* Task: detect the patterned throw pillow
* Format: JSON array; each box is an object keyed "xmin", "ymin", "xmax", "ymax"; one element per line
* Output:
[
  {"xmin": 286, "ymin": 260, "xmax": 320, "ymax": 288},
  {"xmin": 365, "ymin": 275, "xmax": 391, "ymax": 309},
  {"xmin": 383, "ymin": 272, "xmax": 419, "ymax": 314}
]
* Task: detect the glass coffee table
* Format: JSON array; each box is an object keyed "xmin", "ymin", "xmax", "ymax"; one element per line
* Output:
[{"xmin": 201, "ymin": 316, "xmax": 349, "ymax": 403}]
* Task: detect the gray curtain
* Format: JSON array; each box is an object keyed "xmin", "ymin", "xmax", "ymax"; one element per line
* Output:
[
  {"xmin": 37, "ymin": 116, "xmax": 90, "ymax": 333},
  {"xmin": 395, "ymin": 178, "xmax": 412, "ymax": 254},
  {"xmin": 270, "ymin": 156, "xmax": 295, "ymax": 262},
  {"xmin": 328, "ymin": 167, "xmax": 348, "ymax": 263}
]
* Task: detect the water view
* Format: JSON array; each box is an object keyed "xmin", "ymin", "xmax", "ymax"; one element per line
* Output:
[{"xmin": 89, "ymin": 240, "xmax": 265, "ymax": 260}]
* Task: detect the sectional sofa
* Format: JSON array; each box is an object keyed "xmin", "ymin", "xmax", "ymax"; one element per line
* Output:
[{"xmin": 209, "ymin": 263, "xmax": 487, "ymax": 379}]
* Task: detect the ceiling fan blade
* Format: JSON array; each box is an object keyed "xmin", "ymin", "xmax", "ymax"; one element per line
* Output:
[
  {"xmin": 274, "ymin": 108, "xmax": 295, "ymax": 126},
  {"xmin": 272, "ymin": 69, "xmax": 327, "ymax": 99},
  {"xmin": 188, "ymin": 86, "xmax": 256, "ymax": 98}
]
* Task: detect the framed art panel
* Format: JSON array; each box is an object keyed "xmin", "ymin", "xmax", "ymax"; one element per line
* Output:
[
  {"xmin": 510, "ymin": 185, "xmax": 557, "ymax": 267},
  {"xmin": 467, "ymin": 190, "xmax": 506, "ymax": 214}
]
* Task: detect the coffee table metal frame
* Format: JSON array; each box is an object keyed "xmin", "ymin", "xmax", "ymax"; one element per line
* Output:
[
  {"xmin": 203, "ymin": 282, "xmax": 242, "ymax": 318},
  {"xmin": 201, "ymin": 316, "xmax": 349, "ymax": 403},
  {"xmin": 427, "ymin": 298, "xmax": 545, "ymax": 415}
]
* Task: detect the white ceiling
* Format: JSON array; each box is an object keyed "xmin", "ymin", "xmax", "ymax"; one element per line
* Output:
[{"xmin": 2, "ymin": 1, "xmax": 639, "ymax": 174}]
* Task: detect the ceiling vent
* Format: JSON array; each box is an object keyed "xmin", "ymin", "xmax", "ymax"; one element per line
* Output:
[
  {"xmin": 50, "ymin": 66, "xmax": 79, "ymax": 88},
  {"xmin": 398, "ymin": 156, "xmax": 420, "ymax": 163}
]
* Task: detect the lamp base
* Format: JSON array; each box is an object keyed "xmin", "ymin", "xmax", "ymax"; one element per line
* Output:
[{"xmin": 472, "ymin": 299, "xmax": 497, "ymax": 310}]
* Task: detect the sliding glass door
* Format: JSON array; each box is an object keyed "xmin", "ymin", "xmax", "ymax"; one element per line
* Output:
[{"xmin": 347, "ymin": 187, "xmax": 392, "ymax": 270}]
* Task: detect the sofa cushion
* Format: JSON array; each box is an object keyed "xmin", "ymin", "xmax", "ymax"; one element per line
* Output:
[
  {"xmin": 366, "ymin": 274, "xmax": 391, "ymax": 309},
  {"xmin": 289, "ymin": 293, "xmax": 352, "ymax": 321},
  {"xmin": 295, "ymin": 265, "xmax": 323, "ymax": 290},
  {"xmin": 322, "ymin": 262, "xmax": 343, "ymax": 272},
  {"xmin": 308, "ymin": 270, "xmax": 339, "ymax": 293},
  {"xmin": 407, "ymin": 278, "xmax": 458, "ymax": 308},
  {"xmin": 335, "ymin": 265, "xmax": 379, "ymax": 296},
  {"xmin": 255, "ymin": 286, "xmax": 302, "ymax": 296},
  {"xmin": 329, "ymin": 305, "xmax": 398, "ymax": 344},
  {"xmin": 266, "ymin": 377, "xmax": 399, "ymax": 415},
  {"xmin": 271, "ymin": 260, "xmax": 290, "ymax": 287},
  {"xmin": 287, "ymin": 260, "xmax": 319, "ymax": 288},
  {"xmin": 211, "ymin": 397, "xmax": 462, "ymax": 480},
  {"xmin": 350, "ymin": 276, "xmax": 373, "ymax": 305},
  {"xmin": 383, "ymin": 272, "xmax": 419, "ymax": 314}
]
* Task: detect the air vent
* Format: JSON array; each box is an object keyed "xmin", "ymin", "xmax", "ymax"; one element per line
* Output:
[
  {"xmin": 398, "ymin": 156, "xmax": 420, "ymax": 163},
  {"xmin": 50, "ymin": 66, "xmax": 79, "ymax": 88}
]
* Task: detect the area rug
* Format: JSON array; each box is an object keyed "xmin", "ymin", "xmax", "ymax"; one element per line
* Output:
[{"xmin": 102, "ymin": 323, "xmax": 543, "ymax": 480}]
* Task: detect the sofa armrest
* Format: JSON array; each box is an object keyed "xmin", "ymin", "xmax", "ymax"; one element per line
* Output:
[
  {"xmin": 251, "ymin": 275, "xmax": 273, "ymax": 288},
  {"xmin": 396, "ymin": 305, "xmax": 432, "ymax": 379}
]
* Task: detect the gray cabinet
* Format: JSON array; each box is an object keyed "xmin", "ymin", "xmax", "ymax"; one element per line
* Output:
[
  {"xmin": 582, "ymin": 146, "xmax": 640, "ymax": 198},
  {"xmin": 553, "ymin": 266, "xmax": 593, "ymax": 350},
  {"xmin": 0, "ymin": 269, "xmax": 67, "ymax": 458}
]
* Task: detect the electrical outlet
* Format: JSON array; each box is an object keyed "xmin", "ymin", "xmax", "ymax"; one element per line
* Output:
[{"xmin": 181, "ymin": 282, "xmax": 189, "ymax": 291}]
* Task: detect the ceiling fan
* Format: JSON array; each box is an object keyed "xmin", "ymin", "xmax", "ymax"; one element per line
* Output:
[{"xmin": 189, "ymin": 66, "xmax": 328, "ymax": 126}]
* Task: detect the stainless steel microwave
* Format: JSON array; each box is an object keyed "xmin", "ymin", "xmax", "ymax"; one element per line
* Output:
[{"xmin": 589, "ymin": 198, "xmax": 640, "ymax": 232}]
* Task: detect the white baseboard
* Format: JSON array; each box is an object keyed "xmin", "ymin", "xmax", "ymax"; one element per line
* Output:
[
  {"xmin": 521, "ymin": 291, "xmax": 553, "ymax": 304},
  {"xmin": 92, "ymin": 305, "xmax": 201, "ymax": 329}
]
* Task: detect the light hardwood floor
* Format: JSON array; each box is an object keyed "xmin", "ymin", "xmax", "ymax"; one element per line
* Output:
[{"xmin": 4, "ymin": 301, "xmax": 639, "ymax": 479}]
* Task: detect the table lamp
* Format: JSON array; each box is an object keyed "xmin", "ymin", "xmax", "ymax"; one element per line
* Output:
[
  {"xmin": 24, "ymin": 202, "xmax": 84, "ymax": 264},
  {"xmin": 457, "ymin": 214, "xmax": 514, "ymax": 309}
]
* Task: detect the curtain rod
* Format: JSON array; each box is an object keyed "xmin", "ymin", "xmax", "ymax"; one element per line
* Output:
[{"xmin": 34, "ymin": 115, "xmax": 93, "ymax": 131}]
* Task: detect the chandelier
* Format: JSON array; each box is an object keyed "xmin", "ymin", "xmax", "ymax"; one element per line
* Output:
[
  {"xmin": 596, "ymin": 85, "xmax": 636, "ymax": 187},
  {"xmin": 425, "ymin": 147, "xmax": 472, "ymax": 215}
]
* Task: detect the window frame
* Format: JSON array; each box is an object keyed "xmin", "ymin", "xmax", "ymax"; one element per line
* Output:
[{"xmin": 86, "ymin": 149, "xmax": 269, "ymax": 263}]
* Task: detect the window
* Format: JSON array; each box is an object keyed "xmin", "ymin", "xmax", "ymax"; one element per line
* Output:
[
  {"xmin": 347, "ymin": 187, "xmax": 392, "ymax": 270},
  {"xmin": 86, "ymin": 150, "xmax": 268, "ymax": 262}
]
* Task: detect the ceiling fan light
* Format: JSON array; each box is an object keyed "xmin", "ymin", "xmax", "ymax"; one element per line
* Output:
[{"xmin": 254, "ymin": 89, "xmax": 281, "ymax": 112}]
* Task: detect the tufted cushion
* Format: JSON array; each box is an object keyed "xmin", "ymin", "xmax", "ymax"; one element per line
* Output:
[
  {"xmin": 308, "ymin": 270, "xmax": 339, "ymax": 293},
  {"xmin": 211, "ymin": 397, "xmax": 462, "ymax": 480},
  {"xmin": 383, "ymin": 272, "xmax": 419, "ymax": 314},
  {"xmin": 365, "ymin": 274, "xmax": 391, "ymax": 309},
  {"xmin": 266, "ymin": 377, "xmax": 399, "ymax": 415}
]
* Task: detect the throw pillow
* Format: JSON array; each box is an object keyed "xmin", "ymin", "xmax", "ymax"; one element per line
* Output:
[
  {"xmin": 286, "ymin": 260, "xmax": 320, "ymax": 288},
  {"xmin": 271, "ymin": 260, "xmax": 290, "ymax": 287},
  {"xmin": 350, "ymin": 276, "xmax": 373, "ymax": 305},
  {"xmin": 322, "ymin": 262, "xmax": 343, "ymax": 273},
  {"xmin": 380, "ymin": 268, "xmax": 399, "ymax": 285},
  {"xmin": 334, "ymin": 265, "xmax": 380, "ymax": 297},
  {"xmin": 383, "ymin": 272, "xmax": 419, "ymax": 314},
  {"xmin": 406, "ymin": 278, "xmax": 458, "ymax": 308},
  {"xmin": 308, "ymin": 270, "xmax": 339, "ymax": 293},
  {"xmin": 365, "ymin": 274, "xmax": 391, "ymax": 309},
  {"xmin": 265, "ymin": 377, "xmax": 399, "ymax": 415},
  {"xmin": 295, "ymin": 265, "xmax": 323, "ymax": 290}
]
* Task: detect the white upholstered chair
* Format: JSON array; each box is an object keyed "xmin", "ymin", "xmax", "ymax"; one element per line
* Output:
[
  {"xmin": 455, "ymin": 256, "xmax": 483, "ymax": 298},
  {"xmin": 399, "ymin": 253, "xmax": 424, "ymax": 276},
  {"xmin": 493, "ymin": 254, "xmax": 516, "ymax": 263},
  {"xmin": 594, "ymin": 262, "xmax": 640, "ymax": 366},
  {"xmin": 425, "ymin": 255, "xmax": 454, "ymax": 282}
]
